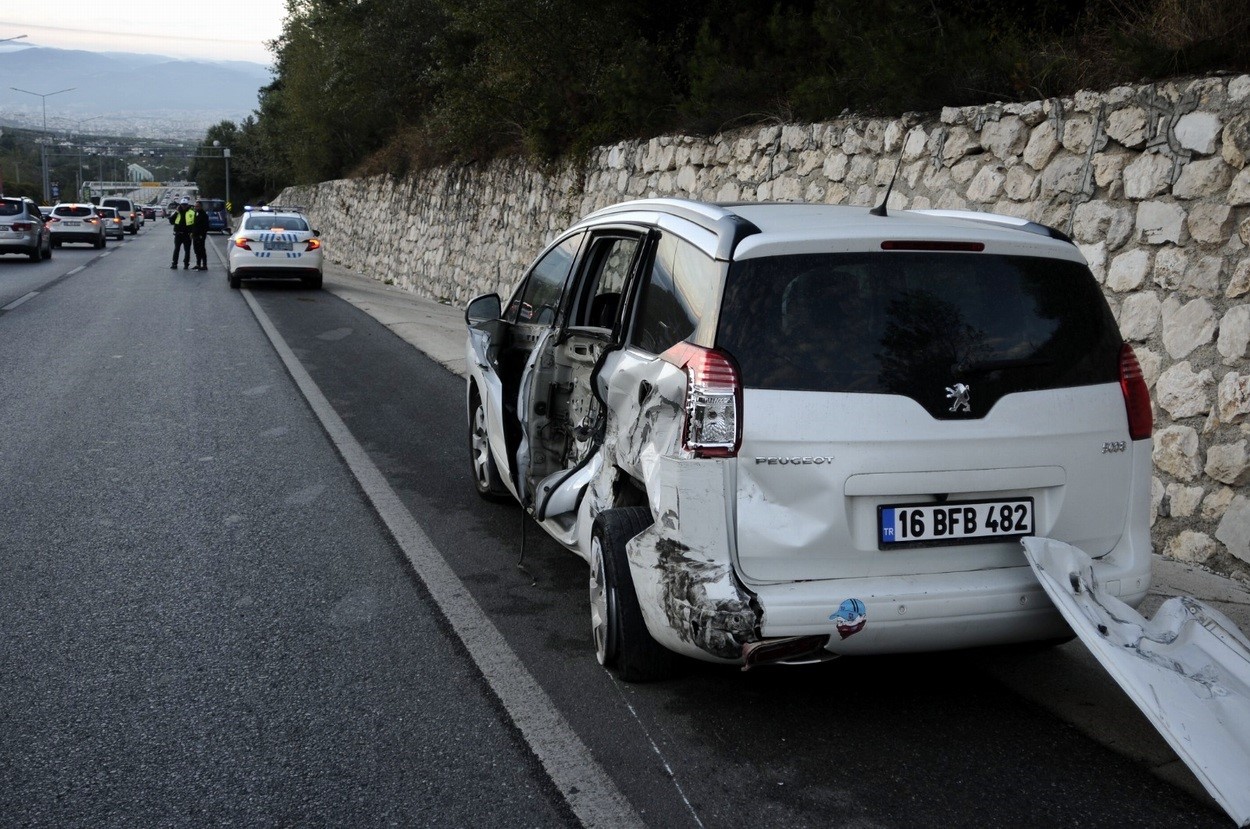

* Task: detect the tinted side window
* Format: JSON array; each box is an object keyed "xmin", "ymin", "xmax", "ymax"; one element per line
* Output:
[
  {"xmin": 505, "ymin": 234, "xmax": 583, "ymax": 325},
  {"xmin": 631, "ymin": 234, "xmax": 719, "ymax": 354},
  {"xmin": 716, "ymin": 252, "xmax": 1121, "ymax": 418}
]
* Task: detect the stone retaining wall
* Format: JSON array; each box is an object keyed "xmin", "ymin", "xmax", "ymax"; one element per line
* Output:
[{"xmin": 279, "ymin": 74, "xmax": 1250, "ymax": 579}]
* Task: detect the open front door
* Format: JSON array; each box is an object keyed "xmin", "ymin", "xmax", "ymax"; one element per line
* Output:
[{"xmin": 1022, "ymin": 537, "xmax": 1250, "ymax": 827}]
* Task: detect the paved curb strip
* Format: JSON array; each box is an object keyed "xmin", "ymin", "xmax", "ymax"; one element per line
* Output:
[{"xmin": 242, "ymin": 288, "xmax": 644, "ymax": 829}]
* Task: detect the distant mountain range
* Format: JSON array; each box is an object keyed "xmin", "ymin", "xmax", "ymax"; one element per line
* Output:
[{"xmin": 0, "ymin": 47, "xmax": 272, "ymax": 138}]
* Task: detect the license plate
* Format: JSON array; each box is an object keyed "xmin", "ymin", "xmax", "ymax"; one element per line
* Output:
[
  {"xmin": 264, "ymin": 241, "xmax": 293, "ymax": 251},
  {"xmin": 879, "ymin": 498, "xmax": 1033, "ymax": 548},
  {"xmin": 64, "ymin": 220, "xmax": 81, "ymax": 226}
]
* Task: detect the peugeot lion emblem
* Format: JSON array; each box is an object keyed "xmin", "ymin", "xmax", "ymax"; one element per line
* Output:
[{"xmin": 946, "ymin": 382, "xmax": 972, "ymax": 413}]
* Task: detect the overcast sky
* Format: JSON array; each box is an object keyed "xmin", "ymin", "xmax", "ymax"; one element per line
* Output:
[{"xmin": 1, "ymin": 1, "xmax": 285, "ymax": 65}]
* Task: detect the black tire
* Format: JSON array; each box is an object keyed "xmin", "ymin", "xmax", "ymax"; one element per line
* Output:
[
  {"xmin": 94, "ymin": 237, "xmax": 104, "ymax": 249},
  {"xmin": 468, "ymin": 386, "xmax": 508, "ymax": 499},
  {"xmin": 27, "ymin": 245, "xmax": 40, "ymax": 262},
  {"xmin": 590, "ymin": 506, "xmax": 680, "ymax": 682},
  {"xmin": 52, "ymin": 241, "xmax": 61, "ymax": 249},
  {"xmin": 303, "ymin": 275, "xmax": 323, "ymax": 290},
  {"xmin": 228, "ymin": 273, "xmax": 241, "ymax": 289}
]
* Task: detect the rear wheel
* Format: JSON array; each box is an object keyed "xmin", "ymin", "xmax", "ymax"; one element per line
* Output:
[
  {"xmin": 468, "ymin": 387, "xmax": 508, "ymax": 499},
  {"xmin": 27, "ymin": 244, "xmax": 40, "ymax": 262},
  {"xmin": 303, "ymin": 274, "xmax": 323, "ymax": 290},
  {"xmin": 94, "ymin": 236, "xmax": 104, "ymax": 249},
  {"xmin": 590, "ymin": 506, "xmax": 679, "ymax": 682},
  {"xmin": 228, "ymin": 273, "xmax": 241, "ymax": 289}
]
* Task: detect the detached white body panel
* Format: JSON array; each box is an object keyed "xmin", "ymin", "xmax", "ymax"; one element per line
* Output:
[{"xmin": 1023, "ymin": 537, "xmax": 1250, "ymax": 828}]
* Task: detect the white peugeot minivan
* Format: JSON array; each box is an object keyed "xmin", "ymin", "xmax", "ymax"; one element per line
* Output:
[{"xmin": 465, "ymin": 199, "xmax": 1154, "ymax": 681}]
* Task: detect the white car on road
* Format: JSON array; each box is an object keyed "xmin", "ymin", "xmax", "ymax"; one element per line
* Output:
[
  {"xmin": 227, "ymin": 206, "xmax": 324, "ymax": 290},
  {"xmin": 465, "ymin": 198, "xmax": 1154, "ymax": 681}
]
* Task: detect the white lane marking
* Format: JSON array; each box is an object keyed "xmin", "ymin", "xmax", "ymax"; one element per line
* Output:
[
  {"xmin": 67, "ymin": 266, "xmax": 85, "ymax": 275},
  {"xmin": 242, "ymin": 289, "xmax": 644, "ymax": 828},
  {"xmin": 2, "ymin": 292, "xmax": 39, "ymax": 311}
]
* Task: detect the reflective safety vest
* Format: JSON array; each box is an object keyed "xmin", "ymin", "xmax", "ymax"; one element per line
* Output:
[{"xmin": 174, "ymin": 209, "xmax": 196, "ymax": 227}]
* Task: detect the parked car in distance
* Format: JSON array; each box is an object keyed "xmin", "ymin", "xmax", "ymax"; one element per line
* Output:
[
  {"xmin": 48, "ymin": 203, "xmax": 106, "ymax": 248},
  {"xmin": 0, "ymin": 196, "xmax": 53, "ymax": 261},
  {"xmin": 96, "ymin": 206, "xmax": 124, "ymax": 240},
  {"xmin": 201, "ymin": 198, "xmax": 230, "ymax": 234},
  {"xmin": 464, "ymin": 198, "xmax": 1154, "ymax": 681},
  {"xmin": 226, "ymin": 205, "xmax": 323, "ymax": 289},
  {"xmin": 100, "ymin": 197, "xmax": 140, "ymax": 234}
]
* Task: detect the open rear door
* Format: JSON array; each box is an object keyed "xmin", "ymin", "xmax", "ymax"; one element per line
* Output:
[{"xmin": 1022, "ymin": 537, "xmax": 1250, "ymax": 827}]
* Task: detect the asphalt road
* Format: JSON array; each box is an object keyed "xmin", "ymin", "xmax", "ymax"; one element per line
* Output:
[{"xmin": 0, "ymin": 226, "xmax": 1231, "ymax": 826}]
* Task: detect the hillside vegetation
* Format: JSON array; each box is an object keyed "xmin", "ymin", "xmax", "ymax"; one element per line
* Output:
[{"xmin": 198, "ymin": 0, "xmax": 1249, "ymax": 201}]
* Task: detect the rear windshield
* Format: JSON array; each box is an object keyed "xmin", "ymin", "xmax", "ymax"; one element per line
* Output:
[
  {"xmin": 54, "ymin": 206, "xmax": 93, "ymax": 217},
  {"xmin": 204, "ymin": 200, "xmax": 226, "ymax": 211},
  {"xmin": 0, "ymin": 200, "xmax": 23, "ymax": 216},
  {"xmin": 98, "ymin": 208, "xmax": 116, "ymax": 217},
  {"xmin": 242, "ymin": 215, "xmax": 308, "ymax": 231},
  {"xmin": 716, "ymin": 252, "xmax": 1121, "ymax": 418}
]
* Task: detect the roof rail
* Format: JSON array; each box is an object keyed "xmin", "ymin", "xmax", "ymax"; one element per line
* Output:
[
  {"xmin": 908, "ymin": 209, "xmax": 1075, "ymax": 245},
  {"xmin": 581, "ymin": 198, "xmax": 760, "ymax": 260}
]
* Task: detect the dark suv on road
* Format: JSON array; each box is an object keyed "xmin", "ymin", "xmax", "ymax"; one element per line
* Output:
[{"xmin": 202, "ymin": 199, "xmax": 230, "ymax": 234}]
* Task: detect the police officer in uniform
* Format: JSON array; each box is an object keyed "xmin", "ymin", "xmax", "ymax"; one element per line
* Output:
[
  {"xmin": 169, "ymin": 197, "xmax": 195, "ymax": 269},
  {"xmin": 192, "ymin": 199, "xmax": 211, "ymax": 270}
]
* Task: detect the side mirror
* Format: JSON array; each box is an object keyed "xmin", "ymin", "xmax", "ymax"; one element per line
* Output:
[
  {"xmin": 313, "ymin": 229, "xmax": 321, "ymax": 236},
  {"xmin": 465, "ymin": 292, "xmax": 502, "ymax": 325}
]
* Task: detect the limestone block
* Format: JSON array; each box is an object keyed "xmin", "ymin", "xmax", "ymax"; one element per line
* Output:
[
  {"xmin": 1216, "ymin": 495, "xmax": 1250, "ymax": 565},
  {"xmin": 1218, "ymin": 304, "xmax": 1250, "ymax": 364},
  {"xmin": 950, "ymin": 157, "xmax": 979, "ymax": 185},
  {"xmin": 772, "ymin": 177, "xmax": 803, "ymax": 202},
  {"xmin": 904, "ymin": 160, "xmax": 926, "ymax": 188},
  {"xmin": 804, "ymin": 181, "xmax": 827, "ymax": 202},
  {"xmin": 796, "ymin": 150, "xmax": 824, "ymax": 177},
  {"xmin": 1123, "ymin": 153, "xmax": 1173, "ymax": 200},
  {"xmin": 758, "ymin": 125, "xmax": 781, "ymax": 147},
  {"xmin": 1078, "ymin": 242, "xmax": 1106, "ymax": 281},
  {"xmin": 1241, "ymin": 217, "xmax": 1250, "ymax": 246},
  {"xmin": 1152, "ymin": 424, "xmax": 1202, "ymax": 480},
  {"xmin": 875, "ymin": 159, "xmax": 897, "ymax": 186},
  {"xmin": 1186, "ymin": 256, "xmax": 1223, "ymax": 297},
  {"xmin": 1153, "ymin": 246, "xmax": 1189, "ymax": 291},
  {"xmin": 1003, "ymin": 166, "xmax": 1038, "ymax": 201},
  {"xmin": 1164, "ymin": 530, "xmax": 1218, "ymax": 564},
  {"xmin": 1038, "ymin": 155, "xmax": 1085, "ymax": 198},
  {"xmin": 1062, "ymin": 115, "xmax": 1096, "ymax": 155},
  {"xmin": 1230, "ymin": 259, "xmax": 1250, "ymax": 298},
  {"xmin": 1228, "ymin": 168, "xmax": 1250, "ymax": 206},
  {"xmin": 716, "ymin": 181, "xmax": 741, "ymax": 202},
  {"xmin": 862, "ymin": 121, "xmax": 885, "ymax": 154},
  {"xmin": 941, "ymin": 126, "xmax": 979, "ymax": 164},
  {"xmin": 846, "ymin": 155, "xmax": 876, "ymax": 184},
  {"xmin": 1222, "ymin": 114, "xmax": 1250, "ymax": 169},
  {"xmin": 883, "ymin": 120, "xmax": 905, "ymax": 154},
  {"xmin": 675, "ymin": 166, "xmax": 697, "ymax": 192},
  {"xmin": 940, "ymin": 106, "xmax": 966, "ymax": 125},
  {"xmin": 1071, "ymin": 201, "xmax": 1133, "ymax": 248},
  {"xmin": 1023, "ymin": 121, "xmax": 1060, "ymax": 171},
  {"xmin": 980, "ymin": 116, "xmax": 1027, "ymax": 160},
  {"xmin": 1206, "ymin": 440, "xmax": 1250, "ymax": 485},
  {"xmin": 1201, "ymin": 486, "xmax": 1237, "ymax": 520},
  {"xmin": 1118, "ymin": 292, "xmax": 1161, "ymax": 341},
  {"xmin": 823, "ymin": 152, "xmax": 849, "ymax": 182},
  {"xmin": 1155, "ymin": 361, "xmax": 1213, "ymax": 419},
  {"xmin": 1173, "ymin": 158, "xmax": 1234, "ymax": 199},
  {"xmin": 1161, "ymin": 295, "xmax": 1217, "ymax": 358},
  {"xmin": 843, "ymin": 127, "xmax": 864, "ymax": 155},
  {"xmin": 824, "ymin": 182, "xmax": 850, "ymax": 205},
  {"xmin": 1074, "ymin": 89, "xmax": 1103, "ymax": 112},
  {"xmin": 1174, "ymin": 111, "xmax": 1223, "ymax": 155},
  {"xmin": 781, "ymin": 125, "xmax": 813, "ymax": 151},
  {"xmin": 1093, "ymin": 153, "xmax": 1128, "ymax": 189},
  {"xmin": 1106, "ymin": 249, "xmax": 1151, "ymax": 292},
  {"xmin": 933, "ymin": 190, "xmax": 968, "ymax": 211},
  {"xmin": 1218, "ymin": 372, "xmax": 1250, "ymax": 424},
  {"xmin": 1006, "ymin": 100, "xmax": 1046, "ymax": 126},
  {"xmin": 1231, "ymin": 76, "xmax": 1250, "ymax": 100},
  {"xmin": 901, "ymin": 127, "xmax": 928, "ymax": 162},
  {"xmin": 1136, "ymin": 201, "xmax": 1188, "ymax": 245},
  {"xmin": 1187, "ymin": 203, "xmax": 1234, "ymax": 245},
  {"xmin": 1165, "ymin": 483, "xmax": 1205, "ymax": 518},
  {"xmin": 733, "ymin": 138, "xmax": 755, "ymax": 163},
  {"xmin": 1106, "ymin": 107, "xmax": 1149, "ymax": 148}
]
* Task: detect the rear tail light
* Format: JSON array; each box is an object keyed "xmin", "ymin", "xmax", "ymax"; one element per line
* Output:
[
  {"xmin": 234, "ymin": 237, "xmax": 251, "ymax": 250},
  {"xmin": 306, "ymin": 238, "xmax": 321, "ymax": 251},
  {"xmin": 1119, "ymin": 344, "xmax": 1153, "ymax": 440},
  {"xmin": 11, "ymin": 222, "xmax": 32, "ymax": 231},
  {"xmin": 663, "ymin": 343, "xmax": 741, "ymax": 458}
]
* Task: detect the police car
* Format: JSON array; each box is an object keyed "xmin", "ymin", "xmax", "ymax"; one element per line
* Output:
[{"xmin": 226, "ymin": 205, "xmax": 324, "ymax": 289}]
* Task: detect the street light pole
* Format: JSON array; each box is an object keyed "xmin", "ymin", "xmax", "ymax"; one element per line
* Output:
[{"xmin": 10, "ymin": 86, "xmax": 75, "ymax": 203}]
